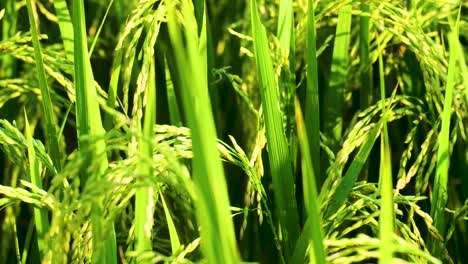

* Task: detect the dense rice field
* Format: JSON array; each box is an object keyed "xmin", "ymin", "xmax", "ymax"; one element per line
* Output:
[{"xmin": 0, "ymin": 0, "xmax": 467, "ymax": 263}]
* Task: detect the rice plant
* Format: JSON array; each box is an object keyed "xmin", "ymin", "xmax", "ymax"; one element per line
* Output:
[{"xmin": 0, "ymin": 0, "xmax": 467, "ymax": 263}]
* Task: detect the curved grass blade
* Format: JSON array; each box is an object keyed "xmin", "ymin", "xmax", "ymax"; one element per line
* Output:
[{"xmin": 250, "ymin": 0, "xmax": 300, "ymax": 257}]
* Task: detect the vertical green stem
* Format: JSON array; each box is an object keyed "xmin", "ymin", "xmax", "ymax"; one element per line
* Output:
[
  {"xmin": 167, "ymin": 1, "xmax": 241, "ymax": 262},
  {"xmin": 1, "ymin": 0, "xmax": 17, "ymax": 78},
  {"xmin": 72, "ymin": 0, "xmax": 117, "ymax": 262},
  {"xmin": 378, "ymin": 48, "xmax": 394, "ymax": 264},
  {"xmin": 325, "ymin": 4, "xmax": 352, "ymax": 151},
  {"xmin": 305, "ymin": 0, "xmax": 321, "ymax": 186},
  {"xmin": 25, "ymin": 0, "xmax": 62, "ymax": 172},
  {"xmin": 359, "ymin": 2, "xmax": 372, "ymax": 110},
  {"xmin": 293, "ymin": 98, "xmax": 326, "ymax": 264},
  {"xmin": 51, "ymin": 0, "xmax": 74, "ymax": 62},
  {"xmin": 277, "ymin": 0, "xmax": 297, "ymax": 173},
  {"xmin": 251, "ymin": 0, "xmax": 300, "ymax": 257},
  {"xmin": 430, "ymin": 26, "xmax": 458, "ymax": 258},
  {"xmin": 24, "ymin": 112, "xmax": 50, "ymax": 259},
  {"xmin": 135, "ymin": 57, "xmax": 157, "ymax": 261}
]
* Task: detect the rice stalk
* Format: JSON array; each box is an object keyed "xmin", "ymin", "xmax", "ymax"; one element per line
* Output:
[
  {"xmin": 167, "ymin": 1, "xmax": 241, "ymax": 262},
  {"xmin": 1, "ymin": 0, "xmax": 17, "ymax": 78},
  {"xmin": 51, "ymin": 0, "xmax": 74, "ymax": 61},
  {"xmin": 72, "ymin": 0, "xmax": 116, "ymax": 262},
  {"xmin": 25, "ymin": 0, "xmax": 62, "ymax": 172},
  {"xmin": 305, "ymin": 0, "xmax": 322, "ymax": 186},
  {"xmin": 277, "ymin": 0, "xmax": 297, "ymax": 169},
  {"xmin": 250, "ymin": 0, "xmax": 300, "ymax": 257},
  {"xmin": 293, "ymin": 97, "xmax": 326, "ymax": 264},
  {"xmin": 359, "ymin": 2, "xmax": 372, "ymax": 112},
  {"xmin": 429, "ymin": 15, "xmax": 459, "ymax": 258},
  {"xmin": 24, "ymin": 111, "xmax": 49, "ymax": 258},
  {"xmin": 377, "ymin": 44, "xmax": 395, "ymax": 264},
  {"xmin": 325, "ymin": 3, "xmax": 352, "ymax": 151},
  {"xmin": 135, "ymin": 56, "xmax": 157, "ymax": 260}
]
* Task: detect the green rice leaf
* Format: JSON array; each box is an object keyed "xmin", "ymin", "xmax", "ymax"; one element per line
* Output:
[
  {"xmin": 161, "ymin": 193, "xmax": 181, "ymax": 254},
  {"xmin": 52, "ymin": 0, "xmax": 74, "ymax": 62},
  {"xmin": 72, "ymin": 0, "xmax": 116, "ymax": 262},
  {"xmin": 276, "ymin": 0, "xmax": 297, "ymax": 174},
  {"xmin": 164, "ymin": 56, "xmax": 182, "ymax": 126},
  {"xmin": 250, "ymin": 0, "xmax": 300, "ymax": 257},
  {"xmin": 167, "ymin": 1, "xmax": 241, "ymax": 262},
  {"xmin": 1, "ymin": 0, "xmax": 17, "ymax": 78},
  {"xmin": 378, "ymin": 46, "xmax": 395, "ymax": 264},
  {"xmin": 24, "ymin": 111, "xmax": 49, "ymax": 258},
  {"xmin": 324, "ymin": 119, "xmax": 383, "ymax": 220},
  {"xmin": 359, "ymin": 2, "xmax": 372, "ymax": 110},
  {"xmin": 25, "ymin": 0, "xmax": 62, "ymax": 173},
  {"xmin": 305, "ymin": 0, "xmax": 322, "ymax": 186},
  {"xmin": 325, "ymin": 3, "xmax": 352, "ymax": 151},
  {"xmin": 292, "ymin": 97, "xmax": 326, "ymax": 264},
  {"xmin": 430, "ymin": 17, "xmax": 459, "ymax": 258},
  {"xmin": 135, "ymin": 55, "xmax": 157, "ymax": 259}
]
